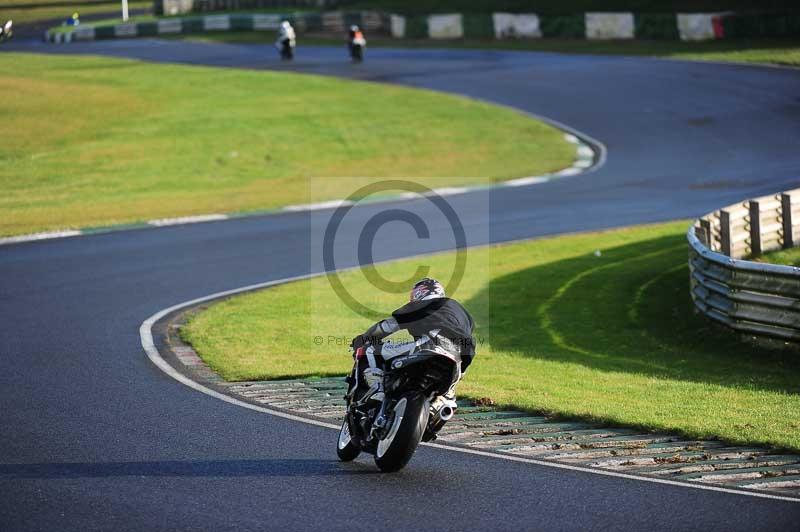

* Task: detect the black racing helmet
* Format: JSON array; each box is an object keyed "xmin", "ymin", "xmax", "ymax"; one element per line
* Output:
[{"xmin": 410, "ymin": 278, "xmax": 445, "ymax": 302}]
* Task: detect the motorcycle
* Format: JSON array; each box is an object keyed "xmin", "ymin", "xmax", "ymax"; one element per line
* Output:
[
  {"xmin": 336, "ymin": 333, "xmax": 461, "ymax": 472},
  {"xmin": 0, "ymin": 20, "xmax": 13, "ymax": 42},
  {"xmin": 277, "ymin": 37, "xmax": 295, "ymax": 61},
  {"xmin": 349, "ymin": 34, "xmax": 365, "ymax": 63}
]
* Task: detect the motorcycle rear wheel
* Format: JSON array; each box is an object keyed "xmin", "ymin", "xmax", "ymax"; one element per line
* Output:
[{"xmin": 374, "ymin": 392, "xmax": 428, "ymax": 472}]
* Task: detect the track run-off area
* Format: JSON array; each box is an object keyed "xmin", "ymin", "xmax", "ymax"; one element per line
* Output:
[{"xmin": 2, "ymin": 38, "xmax": 800, "ymax": 531}]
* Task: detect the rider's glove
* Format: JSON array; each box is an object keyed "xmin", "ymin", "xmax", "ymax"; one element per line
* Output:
[{"xmin": 350, "ymin": 335, "xmax": 369, "ymax": 351}]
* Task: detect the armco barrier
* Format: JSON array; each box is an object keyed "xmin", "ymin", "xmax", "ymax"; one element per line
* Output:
[{"xmin": 688, "ymin": 188, "xmax": 800, "ymax": 342}]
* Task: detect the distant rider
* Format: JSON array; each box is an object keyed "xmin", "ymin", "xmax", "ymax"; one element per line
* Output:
[
  {"xmin": 0, "ymin": 20, "xmax": 12, "ymax": 41},
  {"xmin": 351, "ymin": 278, "xmax": 476, "ymax": 405},
  {"xmin": 347, "ymin": 24, "xmax": 366, "ymax": 61},
  {"xmin": 276, "ymin": 20, "xmax": 296, "ymax": 56}
]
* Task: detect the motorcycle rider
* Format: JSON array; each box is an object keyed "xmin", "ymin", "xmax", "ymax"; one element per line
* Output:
[
  {"xmin": 347, "ymin": 24, "xmax": 366, "ymax": 61},
  {"xmin": 350, "ymin": 278, "xmax": 475, "ymax": 409},
  {"xmin": 0, "ymin": 20, "xmax": 12, "ymax": 42},
  {"xmin": 275, "ymin": 20, "xmax": 296, "ymax": 59}
]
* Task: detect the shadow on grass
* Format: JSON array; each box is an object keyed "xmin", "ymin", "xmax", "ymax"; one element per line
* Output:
[{"xmin": 466, "ymin": 231, "xmax": 800, "ymax": 395}]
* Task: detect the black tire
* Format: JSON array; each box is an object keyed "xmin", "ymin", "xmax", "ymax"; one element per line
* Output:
[
  {"xmin": 374, "ymin": 392, "xmax": 429, "ymax": 473},
  {"xmin": 336, "ymin": 417, "xmax": 360, "ymax": 462},
  {"xmin": 281, "ymin": 42, "xmax": 293, "ymax": 61}
]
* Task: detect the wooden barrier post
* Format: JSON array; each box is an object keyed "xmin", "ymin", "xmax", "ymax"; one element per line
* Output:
[
  {"xmin": 782, "ymin": 193, "xmax": 794, "ymax": 249},
  {"xmin": 749, "ymin": 200, "xmax": 761, "ymax": 256},
  {"xmin": 720, "ymin": 210, "xmax": 732, "ymax": 257},
  {"xmin": 698, "ymin": 218, "xmax": 712, "ymax": 248}
]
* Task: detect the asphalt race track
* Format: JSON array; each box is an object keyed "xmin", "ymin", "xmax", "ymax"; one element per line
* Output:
[{"xmin": 2, "ymin": 39, "xmax": 800, "ymax": 531}]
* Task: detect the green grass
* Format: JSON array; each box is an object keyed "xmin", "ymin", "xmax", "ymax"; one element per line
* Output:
[
  {"xmin": 183, "ymin": 220, "xmax": 800, "ymax": 451},
  {"xmin": 1, "ymin": 0, "xmax": 122, "ymax": 5},
  {"xmin": 182, "ymin": 32, "xmax": 800, "ymax": 67},
  {"xmin": 0, "ymin": 1, "xmax": 150, "ymax": 24},
  {"xmin": 756, "ymin": 246, "xmax": 800, "ymax": 266},
  {"xmin": 45, "ymin": 12, "xmax": 155, "ymax": 31},
  {"xmin": 0, "ymin": 53, "xmax": 574, "ymax": 236}
]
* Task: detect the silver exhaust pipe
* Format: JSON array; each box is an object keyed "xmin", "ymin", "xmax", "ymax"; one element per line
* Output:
[{"xmin": 438, "ymin": 399, "xmax": 458, "ymax": 421}]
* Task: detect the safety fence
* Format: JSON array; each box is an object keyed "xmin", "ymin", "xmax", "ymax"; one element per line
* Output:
[
  {"xmin": 45, "ymin": 8, "xmax": 800, "ymax": 43},
  {"xmin": 688, "ymin": 188, "xmax": 800, "ymax": 343},
  {"xmin": 388, "ymin": 11, "xmax": 800, "ymax": 41},
  {"xmin": 44, "ymin": 10, "xmax": 387, "ymax": 42}
]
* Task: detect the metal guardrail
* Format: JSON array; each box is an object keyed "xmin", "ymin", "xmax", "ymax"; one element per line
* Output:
[{"xmin": 688, "ymin": 188, "xmax": 800, "ymax": 342}]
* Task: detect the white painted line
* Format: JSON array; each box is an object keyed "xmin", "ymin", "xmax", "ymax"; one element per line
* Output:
[
  {"xmin": 381, "ymin": 187, "xmax": 472, "ymax": 200},
  {"xmin": 398, "ymin": 192, "xmax": 421, "ymax": 200},
  {"xmin": 140, "ymin": 274, "xmax": 800, "ymax": 504},
  {"xmin": 504, "ymin": 176, "xmax": 550, "ymax": 187},
  {"xmin": 0, "ymin": 230, "xmax": 82, "ymax": 246},
  {"xmin": 2, "ymin": 104, "xmax": 604, "ymax": 248},
  {"xmin": 577, "ymin": 145, "xmax": 595, "ymax": 159},
  {"xmin": 148, "ymin": 214, "xmax": 228, "ymax": 227},
  {"xmin": 430, "ymin": 187, "xmax": 469, "ymax": 197},
  {"xmin": 573, "ymin": 159, "xmax": 594, "ymax": 169},
  {"xmin": 284, "ymin": 200, "xmax": 355, "ymax": 212},
  {"xmin": 556, "ymin": 167, "xmax": 584, "ymax": 177},
  {"xmin": 508, "ymin": 106, "xmax": 607, "ymax": 175},
  {"xmin": 140, "ymin": 273, "xmax": 336, "ymax": 430}
]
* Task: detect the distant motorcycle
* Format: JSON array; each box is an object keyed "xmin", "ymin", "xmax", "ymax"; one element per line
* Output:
[
  {"xmin": 348, "ymin": 25, "xmax": 366, "ymax": 63},
  {"xmin": 0, "ymin": 20, "xmax": 13, "ymax": 42},
  {"xmin": 276, "ymin": 20, "xmax": 296, "ymax": 61},
  {"xmin": 336, "ymin": 334, "xmax": 461, "ymax": 472},
  {"xmin": 278, "ymin": 38, "xmax": 295, "ymax": 60}
]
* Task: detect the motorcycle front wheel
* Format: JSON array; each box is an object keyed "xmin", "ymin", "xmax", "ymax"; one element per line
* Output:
[
  {"xmin": 336, "ymin": 416, "xmax": 361, "ymax": 462},
  {"xmin": 374, "ymin": 392, "xmax": 429, "ymax": 472}
]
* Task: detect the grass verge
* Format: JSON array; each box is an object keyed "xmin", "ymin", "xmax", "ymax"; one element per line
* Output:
[
  {"xmin": 182, "ymin": 220, "xmax": 800, "ymax": 451},
  {"xmin": 756, "ymin": 246, "xmax": 800, "ymax": 266},
  {"xmin": 0, "ymin": 53, "xmax": 574, "ymax": 236},
  {"xmin": 46, "ymin": 13, "xmax": 155, "ymax": 31},
  {"xmin": 181, "ymin": 33, "xmax": 800, "ymax": 67},
  {"xmin": 0, "ymin": 1, "xmax": 150, "ymax": 25}
]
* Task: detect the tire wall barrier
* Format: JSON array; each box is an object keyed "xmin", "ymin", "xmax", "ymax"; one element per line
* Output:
[
  {"xmin": 392, "ymin": 11, "xmax": 800, "ymax": 40},
  {"xmin": 688, "ymin": 188, "xmax": 800, "ymax": 343},
  {"xmin": 47, "ymin": 8, "xmax": 800, "ymax": 43}
]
